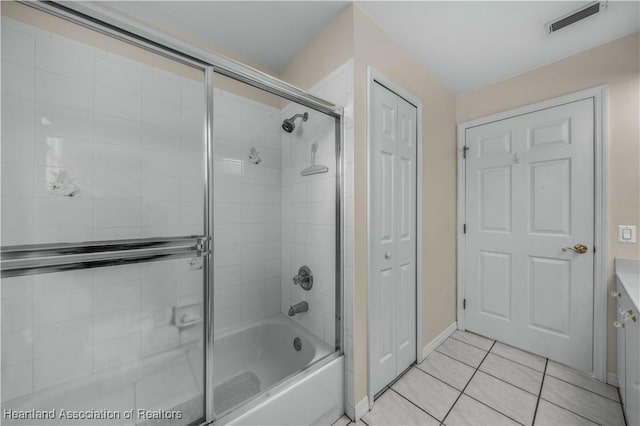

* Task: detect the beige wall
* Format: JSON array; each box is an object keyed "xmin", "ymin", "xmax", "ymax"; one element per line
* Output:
[
  {"xmin": 279, "ymin": 6, "xmax": 354, "ymax": 90},
  {"xmin": 456, "ymin": 33, "xmax": 640, "ymax": 374}
]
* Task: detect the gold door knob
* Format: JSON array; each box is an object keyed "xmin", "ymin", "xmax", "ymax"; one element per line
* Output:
[{"xmin": 562, "ymin": 244, "xmax": 589, "ymax": 254}]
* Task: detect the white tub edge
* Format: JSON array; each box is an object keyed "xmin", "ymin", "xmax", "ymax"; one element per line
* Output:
[{"xmin": 223, "ymin": 355, "xmax": 344, "ymax": 426}]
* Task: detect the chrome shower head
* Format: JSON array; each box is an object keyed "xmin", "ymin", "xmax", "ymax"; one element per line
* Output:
[{"xmin": 282, "ymin": 112, "xmax": 308, "ymax": 133}]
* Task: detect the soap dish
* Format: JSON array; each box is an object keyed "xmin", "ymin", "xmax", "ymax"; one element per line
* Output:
[{"xmin": 173, "ymin": 303, "xmax": 203, "ymax": 329}]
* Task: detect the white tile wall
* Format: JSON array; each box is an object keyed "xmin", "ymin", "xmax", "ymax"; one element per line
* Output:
[
  {"xmin": 212, "ymin": 89, "xmax": 283, "ymax": 335},
  {"xmin": 0, "ymin": 17, "xmax": 206, "ymax": 410},
  {"xmin": 0, "ymin": 16, "xmax": 205, "ymax": 246},
  {"xmin": 279, "ymin": 63, "xmax": 350, "ymax": 350}
]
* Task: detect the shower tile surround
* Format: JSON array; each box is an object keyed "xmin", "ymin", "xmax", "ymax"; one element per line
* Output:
[
  {"xmin": 279, "ymin": 103, "xmax": 337, "ymax": 347},
  {"xmin": 212, "ymin": 89, "xmax": 283, "ymax": 333},
  {"xmin": 1, "ymin": 16, "xmax": 206, "ymax": 420},
  {"xmin": 1, "ymin": 15, "xmax": 353, "ymax": 422}
]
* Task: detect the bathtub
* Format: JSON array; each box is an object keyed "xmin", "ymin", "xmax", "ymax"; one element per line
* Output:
[
  {"xmin": 1, "ymin": 315, "xmax": 344, "ymax": 426},
  {"xmin": 2, "ymin": 341, "xmax": 204, "ymax": 426},
  {"xmin": 215, "ymin": 314, "xmax": 344, "ymax": 425}
]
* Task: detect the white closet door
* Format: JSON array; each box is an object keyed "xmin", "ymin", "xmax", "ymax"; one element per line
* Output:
[
  {"xmin": 465, "ymin": 99, "xmax": 594, "ymax": 372},
  {"xmin": 370, "ymin": 82, "xmax": 417, "ymax": 395},
  {"xmin": 395, "ymin": 97, "xmax": 417, "ymax": 372}
]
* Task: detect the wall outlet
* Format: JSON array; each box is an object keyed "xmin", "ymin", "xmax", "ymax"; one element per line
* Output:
[{"xmin": 618, "ymin": 225, "xmax": 636, "ymax": 243}]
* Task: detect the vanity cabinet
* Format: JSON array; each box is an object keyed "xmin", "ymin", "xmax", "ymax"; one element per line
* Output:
[{"xmin": 616, "ymin": 278, "xmax": 640, "ymax": 426}]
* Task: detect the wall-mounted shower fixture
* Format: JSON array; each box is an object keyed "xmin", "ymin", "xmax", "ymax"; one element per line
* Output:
[
  {"xmin": 288, "ymin": 301, "xmax": 309, "ymax": 317},
  {"xmin": 292, "ymin": 265, "xmax": 313, "ymax": 291},
  {"xmin": 301, "ymin": 141, "xmax": 329, "ymax": 176},
  {"xmin": 282, "ymin": 112, "xmax": 308, "ymax": 133}
]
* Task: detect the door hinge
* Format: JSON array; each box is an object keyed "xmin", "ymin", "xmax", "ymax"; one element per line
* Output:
[
  {"xmin": 463, "ymin": 146, "xmax": 470, "ymax": 159},
  {"xmin": 463, "ymin": 299, "xmax": 466, "ymax": 310},
  {"xmin": 463, "ymin": 224, "xmax": 466, "ymax": 234}
]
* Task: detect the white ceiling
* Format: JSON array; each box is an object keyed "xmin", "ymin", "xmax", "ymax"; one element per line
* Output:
[
  {"xmin": 95, "ymin": 1, "xmax": 351, "ymax": 72},
  {"xmin": 89, "ymin": 1, "xmax": 638, "ymax": 94},
  {"xmin": 357, "ymin": 1, "xmax": 640, "ymax": 94}
]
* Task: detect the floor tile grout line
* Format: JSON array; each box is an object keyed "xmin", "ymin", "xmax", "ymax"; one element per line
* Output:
[
  {"xmin": 544, "ymin": 372, "xmax": 621, "ymax": 403},
  {"xmin": 449, "ymin": 334, "xmax": 494, "ymax": 352},
  {"xmin": 419, "ymin": 351, "xmax": 539, "ymax": 398},
  {"xmin": 488, "ymin": 340, "xmax": 619, "ymax": 402},
  {"xmin": 488, "ymin": 349, "xmax": 546, "ymax": 374},
  {"xmin": 359, "ymin": 416, "xmax": 371, "ymax": 426},
  {"xmin": 462, "ymin": 392, "xmax": 525, "ymax": 426},
  {"xmin": 412, "ymin": 364, "xmax": 463, "ymax": 392},
  {"xmin": 441, "ymin": 340, "xmax": 496, "ymax": 425},
  {"xmin": 434, "ymin": 348, "xmax": 483, "ymax": 369},
  {"xmin": 617, "ymin": 387, "xmax": 628, "ymax": 426},
  {"xmin": 432, "ymin": 334, "xmax": 620, "ymax": 426},
  {"xmin": 539, "ymin": 396, "xmax": 606, "ymax": 426},
  {"xmin": 387, "ymin": 387, "xmax": 442, "ymax": 424},
  {"xmin": 531, "ymin": 358, "xmax": 549, "ymax": 426},
  {"xmin": 476, "ymin": 365, "xmax": 541, "ymax": 397}
]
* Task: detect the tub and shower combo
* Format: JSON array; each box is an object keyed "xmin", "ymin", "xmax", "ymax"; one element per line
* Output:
[{"xmin": 0, "ymin": 2, "xmax": 344, "ymax": 425}]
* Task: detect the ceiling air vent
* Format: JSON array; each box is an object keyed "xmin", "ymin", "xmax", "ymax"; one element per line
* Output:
[{"xmin": 547, "ymin": 1, "xmax": 607, "ymax": 34}]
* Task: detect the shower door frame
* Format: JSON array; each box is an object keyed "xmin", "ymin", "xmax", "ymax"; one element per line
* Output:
[{"xmin": 10, "ymin": 1, "xmax": 345, "ymax": 423}]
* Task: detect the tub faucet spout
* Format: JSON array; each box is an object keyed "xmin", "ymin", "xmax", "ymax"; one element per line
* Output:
[{"xmin": 288, "ymin": 301, "xmax": 308, "ymax": 317}]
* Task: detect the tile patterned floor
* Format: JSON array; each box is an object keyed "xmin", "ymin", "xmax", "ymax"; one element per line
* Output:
[{"xmin": 333, "ymin": 330, "xmax": 626, "ymax": 426}]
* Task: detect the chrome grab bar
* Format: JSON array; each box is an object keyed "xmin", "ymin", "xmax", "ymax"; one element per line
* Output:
[{"xmin": 1, "ymin": 236, "xmax": 208, "ymax": 277}]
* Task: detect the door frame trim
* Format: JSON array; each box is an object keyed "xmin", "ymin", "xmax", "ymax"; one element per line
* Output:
[
  {"xmin": 366, "ymin": 67, "xmax": 424, "ymax": 408},
  {"xmin": 456, "ymin": 86, "xmax": 609, "ymax": 380}
]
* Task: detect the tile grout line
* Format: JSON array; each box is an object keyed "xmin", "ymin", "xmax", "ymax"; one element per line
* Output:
[
  {"xmin": 617, "ymin": 387, "xmax": 628, "ymax": 426},
  {"xmin": 489, "ymin": 349, "xmax": 545, "ymax": 374},
  {"xmin": 434, "ymin": 348, "xmax": 480, "ymax": 369},
  {"xmin": 476, "ymin": 363, "xmax": 542, "ymax": 397},
  {"xmin": 449, "ymin": 334, "xmax": 494, "ymax": 352},
  {"xmin": 417, "ymin": 351, "xmax": 535, "ymax": 423},
  {"xmin": 539, "ymin": 396, "xmax": 606, "ymax": 426},
  {"xmin": 428, "ymin": 347, "xmax": 540, "ymax": 398},
  {"xmin": 441, "ymin": 340, "xmax": 496, "ymax": 425},
  {"xmin": 462, "ymin": 393, "xmax": 525, "ymax": 426},
  {"xmin": 531, "ymin": 358, "xmax": 549, "ymax": 426},
  {"xmin": 437, "ymin": 334, "xmax": 619, "ymax": 426},
  {"xmin": 387, "ymin": 387, "xmax": 441, "ymax": 424},
  {"xmin": 413, "ymin": 365, "xmax": 463, "ymax": 392},
  {"xmin": 487, "ymin": 338, "xmax": 619, "ymax": 403},
  {"xmin": 544, "ymin": 373, "xmax": 621, "ymax": 403}
]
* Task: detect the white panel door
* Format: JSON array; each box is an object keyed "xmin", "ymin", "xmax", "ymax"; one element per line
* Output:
[
  {"xmin": 465, "ymin": 99, "xmax": 594, "ymax": 372},
  {"xmin": 371, "ymin": 82, "xmax": 417, "ymax": 395}
]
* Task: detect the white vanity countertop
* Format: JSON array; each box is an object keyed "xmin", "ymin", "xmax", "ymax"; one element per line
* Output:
[{"xmin": 616, "ymin": 257, "xmax": 640, "ymax": 311}]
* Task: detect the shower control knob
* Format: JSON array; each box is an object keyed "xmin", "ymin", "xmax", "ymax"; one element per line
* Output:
[{"xmin": 385, "ymin": 252, "xmax": 392, "ymax": 259}]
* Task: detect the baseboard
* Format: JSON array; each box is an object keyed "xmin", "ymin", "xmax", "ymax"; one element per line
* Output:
[
  {"xmin": 607, "ymin": 372, "xmax": 619, "ymax": 387},
  {"xmin": 421, "ymin": 321, "xmax": 457, "ymax": 360},
  {"xmin": 354, "ymin": 396, "xmax": 369, "ymax": 420}
]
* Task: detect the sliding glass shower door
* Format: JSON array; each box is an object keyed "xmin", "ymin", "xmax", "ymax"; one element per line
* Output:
[{"xmin": 1, "ymin": 8, "xmax": 207, "ymax": 426}]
